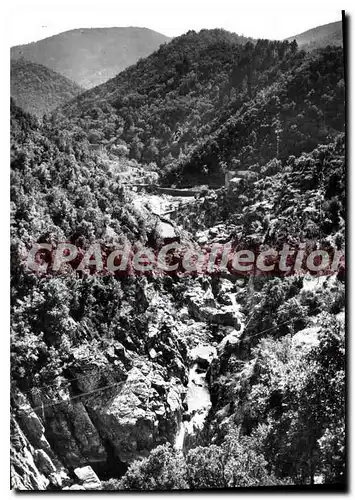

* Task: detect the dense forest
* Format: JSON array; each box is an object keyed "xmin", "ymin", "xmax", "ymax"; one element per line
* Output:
[
  {"xmin": 167, "ymin": 46, "xmax": 345, "ymax": 185},
  {"xmin": 10, "ymin": 26, "xmax": 346, "ymax": 491},
  {"xmin": 55, "ymin": 31, "xmax": 344, "ymax": 188},
  {"xmin": 56, "ymin": 30, "xmax": 283, "ymax": 169}
]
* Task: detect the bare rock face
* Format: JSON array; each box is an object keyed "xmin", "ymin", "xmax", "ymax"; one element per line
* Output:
[
  {"xmin": 89, "ymin": 362, "xmax": 185, "ymax": 463},
  {"xmin": 29, "ymin": 338, "xmax": 135, "ymax": 473},
  {"xmin": 11, "ymin": 276, "xmax": 234, "ymax": 489},
  {"xmin": 11, "ymin": 416, "xmax": 70, "ymax": 490},
  {"xmin": 12, "ymin": 359, "xmax": 124, "ymax": 488},
  {"xmin": 10, "ymin": 278, "xmax": 195, "ymax": 489}
]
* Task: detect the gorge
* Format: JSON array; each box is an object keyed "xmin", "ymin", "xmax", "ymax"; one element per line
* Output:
[{"xmin": 10, "ymin": 21, "xmax": 346, "ymax": 490}]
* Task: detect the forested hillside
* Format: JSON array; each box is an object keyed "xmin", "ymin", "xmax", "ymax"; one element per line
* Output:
[
  {"xmin": 55, "ymin": 31, "xmax": 344, "ymax": 188},
  {"xmin": 11, "ymin": 27, "xmax": 171, "ymax": 88},
  {"xmin": 286, "ymin": 21, "xmax": 343, "ymax": 50},
  {"xmin": 167, "ymin": 46, "xmax": 344, "ymax": 185},
  {"xmin": 55, "ymin": 30, "xmax": 276, "ymax": 168},
  {"xmin": 11, "ymin": 59, "xmax": 83, "ymax": 116},
  {"xmin": 10, "ymin": 26, "xmax": 346, "ymax": 491}
]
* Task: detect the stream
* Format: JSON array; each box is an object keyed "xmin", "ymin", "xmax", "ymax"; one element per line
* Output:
[
  {"xmin": 174, "ymin": 346, "xmax": 216, "ymax": 452},
  {"xmin": 173, "ymin": 295, "xmax": 246, "ymax": 452}
]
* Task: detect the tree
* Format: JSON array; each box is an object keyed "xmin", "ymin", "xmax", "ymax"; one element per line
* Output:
[
  {"xmin": 186, "ymin": 445, "xmax": 226, "ymax": 489},
  {"xmin": 290, "ymin": 40, "xmax": 298, "ymax": 54},
  {"xmin": 117, "ymin": 445, "xmax": 188, "ymax": 491}
]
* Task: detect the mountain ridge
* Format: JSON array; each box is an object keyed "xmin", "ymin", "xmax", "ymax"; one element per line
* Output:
[{"xmin": 11, "ymin": 27, "xmax": 171, "ymax": 88}]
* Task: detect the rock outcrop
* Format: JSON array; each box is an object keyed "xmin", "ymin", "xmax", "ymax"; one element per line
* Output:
[{"xmin": 11, "ymin": 411, "xmax": 71, "ymax": 490}]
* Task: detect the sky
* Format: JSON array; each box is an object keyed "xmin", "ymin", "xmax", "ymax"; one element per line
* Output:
[{"xmin": 7, "ymin": 0, "xmax": 343, "ymax": 46}]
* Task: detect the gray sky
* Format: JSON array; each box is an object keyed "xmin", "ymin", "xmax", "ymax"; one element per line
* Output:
[{"xmin": 9, "ymin": 0, "xmax": 342, "ymax": 46}]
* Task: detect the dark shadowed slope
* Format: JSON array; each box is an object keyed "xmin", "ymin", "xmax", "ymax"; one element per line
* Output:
[
  {"xmin": 11, "ymin": 59, "xmax": 83, "ymax": 116},
  {"xmin": 11, "ymin": 27, "xmax": 171, "ymax": 88},
  {"xmin": 286, "ymin": 20, "xmax": 342, "ymax": 50}
]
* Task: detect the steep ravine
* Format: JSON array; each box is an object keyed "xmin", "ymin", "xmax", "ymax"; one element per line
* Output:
[{"xmin": 128, "ymin": 191, "xmax": 246, "ymax": 454}]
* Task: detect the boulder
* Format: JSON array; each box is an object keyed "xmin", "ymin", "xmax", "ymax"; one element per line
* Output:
[
  {"xmin": 229, "ymin": 177, "xmax": 243, "ymax": 188},
  {"xmin": 11, "ymin": 419, "xmax": 50, "ymax": 491},
  {"xmin": 44, "ymin": 400, "xmax": 107, "ymax": 469},
  {"xmin": 292, "ymin": 326, "xmax": 320, "ymax": 349},
  {"xmin": 155, "ymin": 220, "xmax": 179, "ymax": 243},
  {"xmin": 74, "ymin": 465, "xmax": 101, "ymax": 490}
]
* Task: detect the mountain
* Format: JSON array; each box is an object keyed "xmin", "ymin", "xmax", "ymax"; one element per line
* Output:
[
  {"xmin": 286, "ymin": 20, "xmax": 343, "ymax": 50},
  {"xmin": 55, "ymin": 30, "xmax": 344, "ymax": 187},
  {"xmin": 11, "ymin": 27, "xmax": 171, "ymax": 88},
  {"xmin": 11, "ymin": 59, "xmax": 83, "ymax": 116},
  {"xmin": 55, "ymin": 30, "xmax": 294, "ymax": 169}
]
